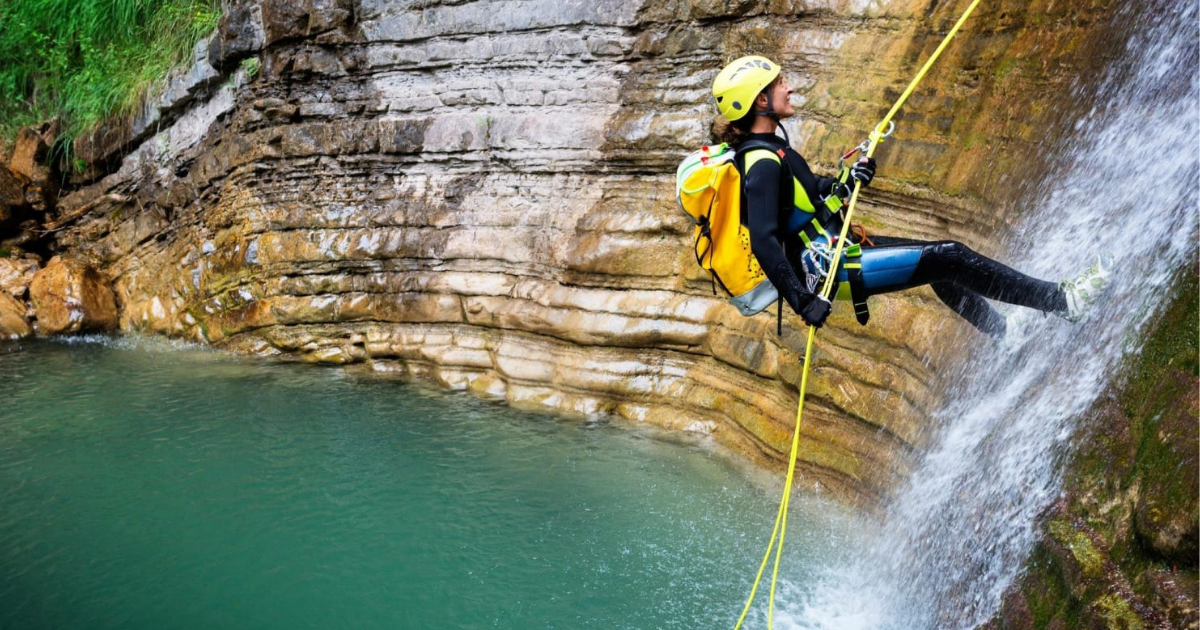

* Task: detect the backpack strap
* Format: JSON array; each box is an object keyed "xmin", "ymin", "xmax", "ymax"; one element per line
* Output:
[{"xmin": 733, "ymin": 139, "xmax": 792, "ymax": 227}]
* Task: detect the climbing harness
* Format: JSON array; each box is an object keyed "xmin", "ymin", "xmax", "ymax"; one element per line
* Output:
[{"xmin": 730, "ymin": 1, "xmax": 986, "ymax": 628}]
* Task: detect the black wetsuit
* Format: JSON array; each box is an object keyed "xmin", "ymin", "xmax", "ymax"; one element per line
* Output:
[{"xmin": 738, "ymin": 132, "xmax": 1066, "ymax": 336}]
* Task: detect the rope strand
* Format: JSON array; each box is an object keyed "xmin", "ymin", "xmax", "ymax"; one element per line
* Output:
[{"xmin": 731, "ymin": 1, "xmax": 986, "ymax": 626}]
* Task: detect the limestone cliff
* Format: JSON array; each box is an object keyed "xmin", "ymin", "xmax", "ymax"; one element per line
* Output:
[{"xmin": 25, "ymin": 0, "xmax": 1128, "ymax": 506}]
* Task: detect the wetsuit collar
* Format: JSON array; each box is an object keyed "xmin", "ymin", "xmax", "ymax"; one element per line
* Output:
[{"xmin": 744, "ymin": 132, "xmax": 787, "ymax": 147}]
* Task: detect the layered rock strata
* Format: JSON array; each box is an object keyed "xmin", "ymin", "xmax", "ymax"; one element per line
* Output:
[{"xmin": 44, "ymin": 0, "xmax": 1127, "ymax": 505}]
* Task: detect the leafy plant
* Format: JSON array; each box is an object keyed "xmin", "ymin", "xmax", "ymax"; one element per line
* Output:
[{"xmin": 240, "ymin": 56, "xmax": 261, "ymax": 78}]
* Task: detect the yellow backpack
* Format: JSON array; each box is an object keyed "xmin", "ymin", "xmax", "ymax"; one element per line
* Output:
[{"xmin": 675, "ymin": 141, "xmax": 781, "ymax": 316}]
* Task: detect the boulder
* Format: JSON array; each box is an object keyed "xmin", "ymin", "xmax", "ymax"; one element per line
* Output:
[
  {"xmin": 6, "ymin": 123, "xmax": 59, "ymax": 215},
  {"xmin": 8, "ymin": 126, "xmax": 50, "ymax": 183},
  {"xmin": 0, "ymin": 257, "xmax": 39, "ymax": 298},
  {"xmin": 0, "ymin": 164, "xmax": 27, "ymax": 210},
  {"xmin": 29, "ymin": 257, "xmax": 119, "ymax": 335},
  {"xmin": 0, "ymin": 291, "xmax": 31, "ymax": 339}
]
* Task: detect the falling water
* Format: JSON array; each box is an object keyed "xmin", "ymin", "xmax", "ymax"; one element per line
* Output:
[{"xmin": 788, "ymin": 1, "xmax": 1199, "ymax": 628}]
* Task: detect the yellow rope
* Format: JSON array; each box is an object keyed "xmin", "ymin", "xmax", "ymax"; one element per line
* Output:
[{"xmin": 731, "ymin": 1, "xmax": 985, "ymax": 627}]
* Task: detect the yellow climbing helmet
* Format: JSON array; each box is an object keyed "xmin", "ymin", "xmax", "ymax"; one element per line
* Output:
[{"xmin": 712, "ymin": 56, "xmax": 781, "ymax": 121}]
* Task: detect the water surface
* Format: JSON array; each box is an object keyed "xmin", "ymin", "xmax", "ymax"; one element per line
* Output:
[{"xmin": 0, "ymin": 337, "xmax": 853, "ymax": 630}]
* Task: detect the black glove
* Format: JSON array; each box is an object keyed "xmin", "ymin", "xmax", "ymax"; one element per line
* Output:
[
  {"xmin": 799, "ymin": 295, "xmax": 832, "ymax": 328},
  {"xmin": 849, "ymin": 157, "xmax": 876, "ymax": 187}
]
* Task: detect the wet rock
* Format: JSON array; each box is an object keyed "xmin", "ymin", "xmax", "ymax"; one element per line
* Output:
[
  {"xmin": 1145, "ymin": 569, "xmax": 1199, "ymax": 630},
  {"xmin": 0, "ymin": 291, "xmax": 31, "ymax": 339},
  {"xmin": 996, "ymin": 274, "xmax": 1198, "ymax": 630},
  {"xmin": 0, "ymin": 257, "xmax": 39, "ymax": 298},
  {"xmin": 28, "ymin": 257, "xmax": 119, "ymax": 335},
  {"xmin": 1132, "ymin": 366, "xmax": 1199, "ymax": 564}
]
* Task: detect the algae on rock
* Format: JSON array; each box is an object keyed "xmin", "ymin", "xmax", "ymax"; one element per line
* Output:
[{"xmin": 992, "ymin": 268, "xmax": 1199, "ymax": 630}]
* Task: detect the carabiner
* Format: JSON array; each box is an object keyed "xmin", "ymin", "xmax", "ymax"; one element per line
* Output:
[
  {"xmin": 870, "ymin": 120, "xmax": 896, "ymax": 144},
  {"xmin": 839, "ymin": 121, "xmax": 897, "ymax": 170}
]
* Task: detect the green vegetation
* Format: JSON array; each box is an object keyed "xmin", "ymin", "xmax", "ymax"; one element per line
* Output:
[{"xmin": 0, "ymin": 0, "xmax": 221, "ymax": 153}]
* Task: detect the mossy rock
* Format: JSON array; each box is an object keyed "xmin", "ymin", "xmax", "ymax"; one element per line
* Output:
[
  {"xmin": 993, "ymin": 265, "xmax": 1199, "ymax": 630},
  {"xmin": 1126, "ymin": 269, "xmax": 1199, "ymax": 564}
]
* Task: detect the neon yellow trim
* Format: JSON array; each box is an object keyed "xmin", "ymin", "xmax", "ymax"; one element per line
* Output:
[
  {"xmin": 792, "ymin": 175, "xmax": 817, "ymax": 213},
  {"xmin": 811, "ymin": 219, "xmax": 830, "ymax": 241},
  {"xmin": 742, "ymin": 150, "xmax": 781, "ymax": 171},
  {"xmin": 733, "ymin": 1, "xmax": 986, "ymax": 627}
]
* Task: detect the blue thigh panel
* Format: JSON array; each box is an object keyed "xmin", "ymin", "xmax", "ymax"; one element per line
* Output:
[
  {"xmin": 806, "ymin": 239, "xmax": 923, "ymax": 296},
  {"xmin": 857, "ymin": 246, "xmax": 922, "ymax": 291}
]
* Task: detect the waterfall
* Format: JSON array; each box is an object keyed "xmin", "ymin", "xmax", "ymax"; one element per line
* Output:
[{"xmin": 787, "ymin": 1, "xmax": 1199, "ymax": 628}]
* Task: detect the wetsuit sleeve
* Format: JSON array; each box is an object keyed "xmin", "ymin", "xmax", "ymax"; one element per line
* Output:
[
  {"xmin": 785, "ymin": 151, "xmax": 844, "ymax": 202},
  {"xmin": 743, "ymin": 152, "xmax": 816, "ymax": 315},
  {"xmin": 815, "ymin": 174, "xmax": 841, "ymax": 198},
  {"xmin": 796, "ymin": 153, "xmax": 844, "ymax": 199}
]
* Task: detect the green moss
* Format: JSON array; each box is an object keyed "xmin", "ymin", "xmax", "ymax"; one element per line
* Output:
[
  {"xmin": 1024, "ymin": 546, "xmax": 1080, "ymax": 629},
  {"xmin": 993, "ymin": 58, "xmax": 1021, "ymax": 80},
  {"xmin": 1049, "ymin": 518, "xmax": 1106, "ymax": 580},
  {"xmin": 1125, "ymin": 268, "xmax": 1199, "ymax": 552},
  {"xmin": 1092, "ymin": 594, "xmax": 1143, "ymax": 630},
  {"xmin": 1130, "ymin": 268, "xmax": 1199, "ymax": 379},
  {"xmin": 962, "ymin": 133, "xmax": 989, "ymax": 151}
]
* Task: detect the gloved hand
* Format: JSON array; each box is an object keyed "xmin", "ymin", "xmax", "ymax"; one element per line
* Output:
[
  {"xmin": 849, "ymin": 157, "xmax": 876, "ymax": 187},
  {"xmin": 799, "ymin": 295, "xmax": 832, "ymax": 328}
]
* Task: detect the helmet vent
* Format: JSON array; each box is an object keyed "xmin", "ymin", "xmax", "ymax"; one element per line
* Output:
[{"xmin": 732, "ymin": 101, "xmax": 742, "ymax": 110}]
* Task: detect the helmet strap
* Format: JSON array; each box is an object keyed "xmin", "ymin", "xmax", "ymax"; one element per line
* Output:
[
  {"xmin": 752, "ymin": 89, "xmax": 778, "ymax": 120},
  {"xmin": 752, "ymin": 89, "xmax": 790, "ymax": 144}
]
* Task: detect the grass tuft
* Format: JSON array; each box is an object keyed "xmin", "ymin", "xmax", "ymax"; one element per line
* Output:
[{"xmin": 0, "ymin": 0, "xmax": 221, "ymax": 157}]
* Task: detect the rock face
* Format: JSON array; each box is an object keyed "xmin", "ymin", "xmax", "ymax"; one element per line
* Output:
[
  {"xmin": 45, "ymin": 0, "xmax": 1131, "ymax": 505},
  {"xmin": 0, "ymin": 291, "xmax": 31, "ymax": 339},
  {"xmin": 0, "ymin": 121, "xmax": 59, "ymax": 244},
  {"xmin": 0, "ymin": 257, "xmax": 39, "ymax": 299},
  {"xmin": 28, "ymin": 257, "xmax": 119, "ymax": 335}
]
